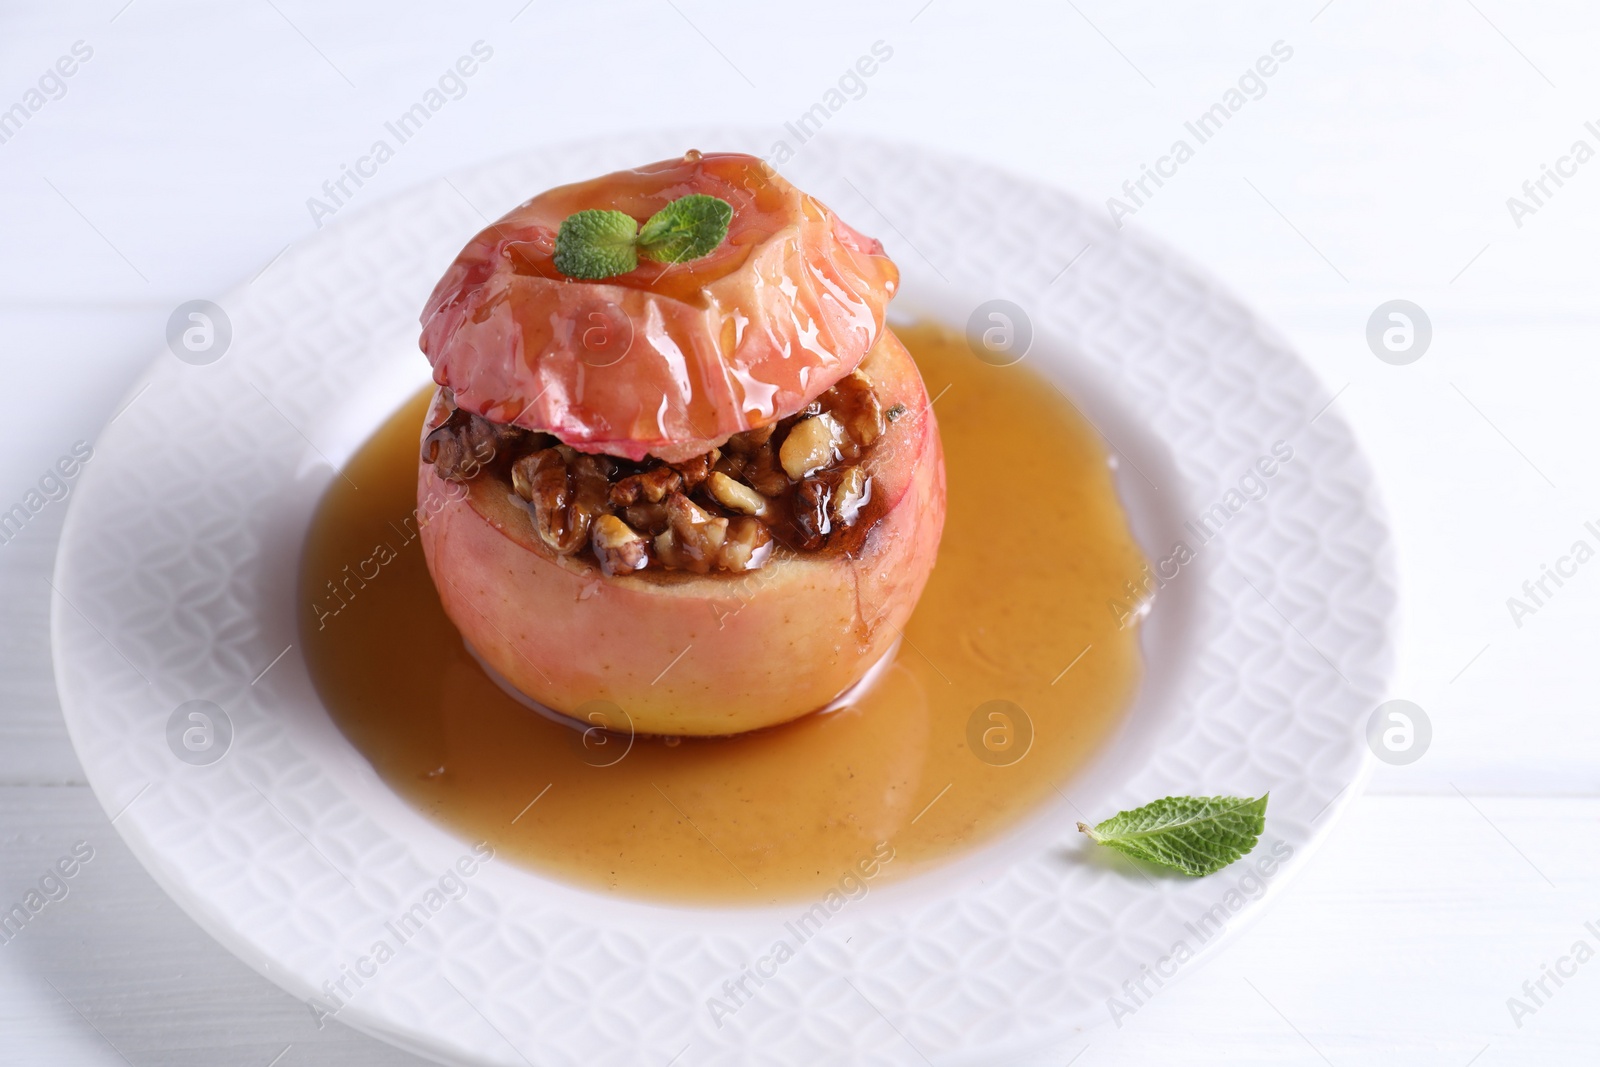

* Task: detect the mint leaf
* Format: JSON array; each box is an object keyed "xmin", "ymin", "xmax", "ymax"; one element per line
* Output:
[
  {"xmin": 553, "ymin": 209, "xmax": 639, "ymax": 280},
  {"xmin": 1078, "ymin": 794, "xmax": 1268, "ymax": 876},
  {"xmin": 550, "ymin": 195, "xmax": 733, "ymax": 280},
  {"xmin": 637, "ymin": 194, "xmax": 733, "ymax": 264}
]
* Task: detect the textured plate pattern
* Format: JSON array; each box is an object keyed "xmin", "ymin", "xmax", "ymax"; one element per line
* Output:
[{"xmin": 51, "ymin": 131, "xmax": 1396, "ymax": 1066}]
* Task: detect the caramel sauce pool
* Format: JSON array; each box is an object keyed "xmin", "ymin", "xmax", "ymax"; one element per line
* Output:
[{"xmin": 301, "ymin": 324, "xmax": 1148, "ymax": 904}]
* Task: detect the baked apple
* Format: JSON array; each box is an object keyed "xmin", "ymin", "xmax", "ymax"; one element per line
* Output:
[{"xmin": 416, "ymin": 151, "xmax": 946, "ymax": 735}]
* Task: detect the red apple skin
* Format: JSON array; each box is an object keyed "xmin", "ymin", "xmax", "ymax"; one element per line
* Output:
[
  {"xmin": 417, "ymin": 330, "xmax": 946, "ymax": 736},
  {"xmin": 419, "ymin": 152, "xmax": 900, "ymax": 463}
]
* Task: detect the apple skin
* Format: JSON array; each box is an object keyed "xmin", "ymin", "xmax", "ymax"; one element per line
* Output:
[{"xmin": 417, "ymin": 330, "xmax": 946, "ymax": 737}]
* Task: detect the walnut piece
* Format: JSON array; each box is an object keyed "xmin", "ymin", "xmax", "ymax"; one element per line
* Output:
[
  {"xmin": 610, "ymin": 465, "xmax": 681, "ymax": 506},
  {"xmin": 622, "ymin": 503, "xmax": 668, "ymax": 534},
  {"xmin": 654, "ymin": 492, "xmax": 771, "ymax": 572},
  {"xmin": 591, "ymin": 514, "xmax": 649, "ymax": 576},
  {"xmin": 779, "ymin": 413, "xmax": 843, "ymax": 481},
  {"xmin": 661, "ymin": 493, "xmax": 728, "ymax": 573},
  {"xmin": 831, "ymin": 466, "xmax": 871, "ymax": 524},
  {"xmin": 512, "ymin": 447, "xmax": 612, "ymax": 554},
  {"xmin": 707, "ymin": 472, "xmax": 769, "ymax": 517},
  {"xmin": 424, "ymin": 408, "xmax": 535, "ymax": 482},
  {"xmin": 669, "ymin": 449, "xmax": 717, "ymax": 490},
  {"xmin": 791, "ymin": 476, "xmax": 834, "ymax": 550},
  {"xmin": 720, "ymin": 516, "xmax": 773, "ymax": 572},
  {"xmin": 827, "ymin": 370, "xmax": 885, "ymax": 450},
  {"xmin": 740, "ymin": 443, "xmax": 790, "ymax": 498}
]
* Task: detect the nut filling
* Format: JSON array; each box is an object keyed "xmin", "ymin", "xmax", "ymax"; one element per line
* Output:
[{"xmin": 423, "ymin": 370, "xmax": 897, "ymax": 576}]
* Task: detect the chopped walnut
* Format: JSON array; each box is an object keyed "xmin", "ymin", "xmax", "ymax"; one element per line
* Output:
[
  {"xmin": 831, "ymin": 466, "xmax": 871, "ymax": 524},
  {"xmin": 792, "ymin": 476, "xmax": 834, "ymax": 550},
  {"xmin": 609, "ymin": 449, "xmax": 719, "ymax": 505},
  {"xmin": 779, "ymin": 413, "xmax": 843, "ymax": 480},
  {"xmin": 707, "ymin": 472, "xmax": 769, "ymax": 517},
  {"xmin": 651, "ymin": 529, "xmax": 675, "ymax": 568},
  {"xmin": 655, "ymin": 493, "xmax": 770, "ymax": 572},
  {"xmin": 423, "ymin": 407, "xmax": 535, "ymax": 482},
  {"xmin": 591, "ymin": 514, "xmax": 649, "ymax": 576},
  {"xmin": 659, "ymin": 492, "xmax": 728, "ymax": 574},
  {"xmin": 622, "ymin": 503, "xmax": 669, "ymax": 535},
  {"xmin": 827, "ymin": 370, "xmax": 884, "ymax": 451},
  {"xmin": 791, "ymin": 466, "xmax": 872, "ymax": 549},
  {"xmin": 512, "ymin": 447, "xmax": 612, "ymax": 554},
  {"xmin": 720, "ymin": 516, "xmax": 773, "ymax": 571},
  {"xmin": 509, "ymin": 449, "xmax": 543, "ymax": 502},
  {"xmin": 610, "ymin": 465, "xmax": 682, "ymax": 506},
  {"xmin": 740, "ymin": 442, "xmax": 790, "ymax": 497},
  {"xmin": 669, "ymin": 449, "xmax": 717, "ymax": 490}
]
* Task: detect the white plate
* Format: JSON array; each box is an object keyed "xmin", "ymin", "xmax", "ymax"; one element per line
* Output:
[{"xmin": 51, "ymin": 131, "xmax": 1396, "ymax": 1066}]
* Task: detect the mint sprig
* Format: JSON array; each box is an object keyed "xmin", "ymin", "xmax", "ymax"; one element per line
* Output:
[
  {"xmin": 1077, "ymin": 794, "xmax": 1268, "ymax": 876},
  {"xmin": 552, "ymin": 194, "xmax": 733, "ymax": 280},
  {"xmin": 551, "ymin": 209, "xmax": 639, "ymax": 280},
  {"xmin": 637, "ymin": 194, "xmax": 733, "ymax": 264}
]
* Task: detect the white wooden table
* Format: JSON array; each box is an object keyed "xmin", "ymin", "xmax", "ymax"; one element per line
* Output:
[{"xmin": 4, "ymin": 1, "xmax": 1598, "ymax": 1062}]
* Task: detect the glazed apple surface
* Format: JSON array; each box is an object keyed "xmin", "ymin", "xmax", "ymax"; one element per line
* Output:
[{"xmin": 420, "ymin": 151, "xmax": 899, "ymax": 463}]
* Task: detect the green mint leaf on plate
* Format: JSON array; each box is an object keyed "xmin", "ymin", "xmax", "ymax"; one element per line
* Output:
[
  {"xmin": 553, "ymin": 209, "xmax": 640, "ymax": 280},
  {"xmin": 636, "ymin": 194, "xmax": 733, "ymax": 265},
  {"xmin": 1077, "ymin": 794, "xmax": 1268, "ymax": 876}
]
